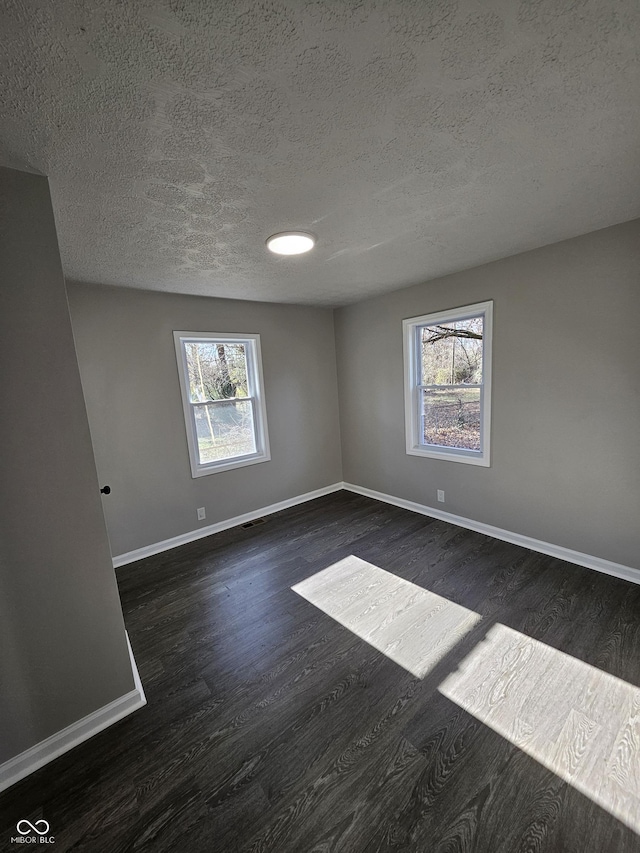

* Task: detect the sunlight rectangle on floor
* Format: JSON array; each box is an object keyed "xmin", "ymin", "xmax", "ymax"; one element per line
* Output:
[
  {"xmin": 292, "ymin": 555, "xmax": 481, "ymax": 679},
  {"xmin": 439, "ymin": 623, "xmax": 640, "ymax": 833}
]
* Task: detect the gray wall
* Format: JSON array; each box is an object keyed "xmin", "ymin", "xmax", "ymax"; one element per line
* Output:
[
  {"xmin": 66, "ymin": 219, "xmax": 640, "ymax": 570},
  {"xmin": 0, "ymin": 168, "xmax": 134, "ymax": 764},
  {"xmin": 335, "ymin": 219, "xmax": 640, "ymax": 569},
  {"xmin": 67, "ymin": 284, "xmax": 343, "ymax": 557}
]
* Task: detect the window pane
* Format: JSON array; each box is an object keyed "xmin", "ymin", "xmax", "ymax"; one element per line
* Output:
[
  {"xmin": 421, "ymin": 387, "xmax": 481, "ymax": 451},
  {"xmin": 194, "ymin": 400, "xmax": 256, "ymax": 464},
  {"xmin": 185, "ymin": 342, "xmax": 249, "ymax": 402},
  {"xmin": 420, "ymin": 317, "xmax": 483, "ymax": 385}
]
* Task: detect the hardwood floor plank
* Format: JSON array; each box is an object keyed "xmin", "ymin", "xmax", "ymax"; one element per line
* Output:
[{"xmin": 2, "ymin": 491, "xmax": 640, "ymax": 851}]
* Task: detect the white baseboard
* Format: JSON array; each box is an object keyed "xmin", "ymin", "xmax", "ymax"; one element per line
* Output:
[
  {"xmin": 113, "ymin": 482, "xmax": 344, "ymax": 568},
  {"xmin": 343, "ymin": 482, "xmax": 640, "ymax": 587},
  {"xmin": 0, "ymin": 632, "xmax": 146, "ymax": 793},
  {"xmin": 5, "ymin": 483, "xmax": 631, "ymax": 792},
  {"xmin": 114, "ymin": 479, "xmax": 639, "ymax": 585}
]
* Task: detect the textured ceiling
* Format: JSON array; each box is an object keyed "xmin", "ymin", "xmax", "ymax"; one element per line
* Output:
[{"xmin": 1, "ymin": 0, "xmax": 639, "ymax": 306}]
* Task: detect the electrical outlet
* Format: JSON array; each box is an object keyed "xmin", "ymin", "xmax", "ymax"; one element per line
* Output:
[
  {"xmin": 437, "ymin": 490, "xmax": 445, "ymax": 503},
  {"xmin": 197, "ymin": 507, "xmax": 206, "ymax": 521}
]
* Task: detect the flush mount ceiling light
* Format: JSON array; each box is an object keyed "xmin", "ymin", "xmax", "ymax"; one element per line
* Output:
[{"xmin": 266, "ymin": 231, "xmax": 316, "ymax": 255}]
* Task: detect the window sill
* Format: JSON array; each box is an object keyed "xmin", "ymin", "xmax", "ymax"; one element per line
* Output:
[
  {"xmin": 190, "ymin": 451, "xmax": 271, "ymax": 478},
  {"xmin": 406, "ymin": 445, "xmax": 490, "ymax": 467}
]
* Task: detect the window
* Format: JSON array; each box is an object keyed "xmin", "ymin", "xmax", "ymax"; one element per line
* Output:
[
  {"xmin": 403, "ymin": 301, "xmax": 493, "ymax": 466},
  {"xmin": 174, "ymin": 332, "xmax": 270, "ymax": 477}
]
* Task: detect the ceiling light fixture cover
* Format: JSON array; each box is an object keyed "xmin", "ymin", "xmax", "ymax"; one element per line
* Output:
[{"xmin": 266, "ymin": 231, "xmax": 316, "ymax": 255}]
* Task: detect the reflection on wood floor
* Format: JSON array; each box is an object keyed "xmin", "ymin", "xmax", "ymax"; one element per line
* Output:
[
  {"xmin": 293, "ymin": 555, "xmax": 481, "ymax": 678},
  {"xmin": 1, "ymin": 490, "xmax": 640, "ymax": 852},
  {"xmin": 440, "ymin": 623, "xmax": 640, "ymax": 833}
]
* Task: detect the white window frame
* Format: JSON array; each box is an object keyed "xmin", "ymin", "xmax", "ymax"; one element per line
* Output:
[
  {"xmin": 403, "ymin": 301, "xmax": 493, "ymax": 467},
  {"xmin": 173, "ymin": 331, "xmax": 271, "ymax": 478}
]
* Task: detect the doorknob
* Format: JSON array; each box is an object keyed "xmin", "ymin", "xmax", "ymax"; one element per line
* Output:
[{"xmin": 100, "ymin": 485, "xmax": 111, "ymax": 495}]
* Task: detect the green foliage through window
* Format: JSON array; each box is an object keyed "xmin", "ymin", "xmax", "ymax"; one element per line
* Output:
[
  {"xmin": 186, "ymin": 342, "xmax": 249, "ymax": 402},
  {"xmin": 175, "ymin": 332, "xmax": 271, "ymax": 476},
  {"xmin": 419, "ymin": 316, "xmax": 484, "ymax": 452},
  {"xmin": 420, "ymin": 318, "xmax": 483, "ymax": 386}
]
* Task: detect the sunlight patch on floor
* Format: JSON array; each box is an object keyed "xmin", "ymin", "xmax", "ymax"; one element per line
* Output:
[
  {"xmin": 291, "ymin": 555, "xmax": 481, "ymax": 679},
  {"xmin": 439, "ymin": 623, "xmax": 640, "ymax": 833},
  {"xmin": 293, "ymin": 557, "xmax": 640, "ymax": 833}
]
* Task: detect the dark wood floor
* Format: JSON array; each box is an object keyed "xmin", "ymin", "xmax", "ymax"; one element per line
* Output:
[{"xmin": 2, "ymin": 491, "xmax": 640, "ymax": 852}]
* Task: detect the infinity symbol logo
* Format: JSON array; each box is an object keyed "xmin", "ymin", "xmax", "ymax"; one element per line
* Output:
[{"xmin": 16, "ymin": 819, "xmax": 50, "ymax": 835}]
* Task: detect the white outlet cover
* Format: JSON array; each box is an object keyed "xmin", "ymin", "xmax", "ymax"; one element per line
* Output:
[
  {"xmin": 437, "ymin": 490, "xmax": 445, "ymax": 502},
  {"xmin": 197, "ymin": 507, "xmax": 206, "ymax": 520}
]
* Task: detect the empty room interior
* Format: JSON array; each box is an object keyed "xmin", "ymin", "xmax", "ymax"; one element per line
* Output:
[{"xmin": 1, "ymin": 1, "xmax": 640, "ymax": 851}]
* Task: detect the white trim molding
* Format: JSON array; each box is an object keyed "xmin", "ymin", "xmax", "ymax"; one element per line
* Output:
[
  {"xmin": 173, "ymin": 331, "xmax": 271, "ymax": 478},
  {"xmin": 0, "ymin": 633, "xmax": 146, "ymax": 793},
  {"xmin": 113, "ymin": 483, "xmax": 344, "ymax": 568},
  {"xmin": 343, "ymin": 483, "xmax": 640, "ymax": 587},
  {"xmin": 403, "ymin": 300, "xmax": 493, "ymax": 467},
  {"xmin": 115, "ymin": 480, "xmax": 639, "ymax": 586}
]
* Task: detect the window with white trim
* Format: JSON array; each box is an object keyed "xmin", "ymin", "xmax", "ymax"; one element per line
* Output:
[
  {"xmin": 174, "ymin": 332, "xmax": 270, "ymax": 477},
  {"xmin": 403, "ymin": 301, "xmax": 493, "ymax": 466}
]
